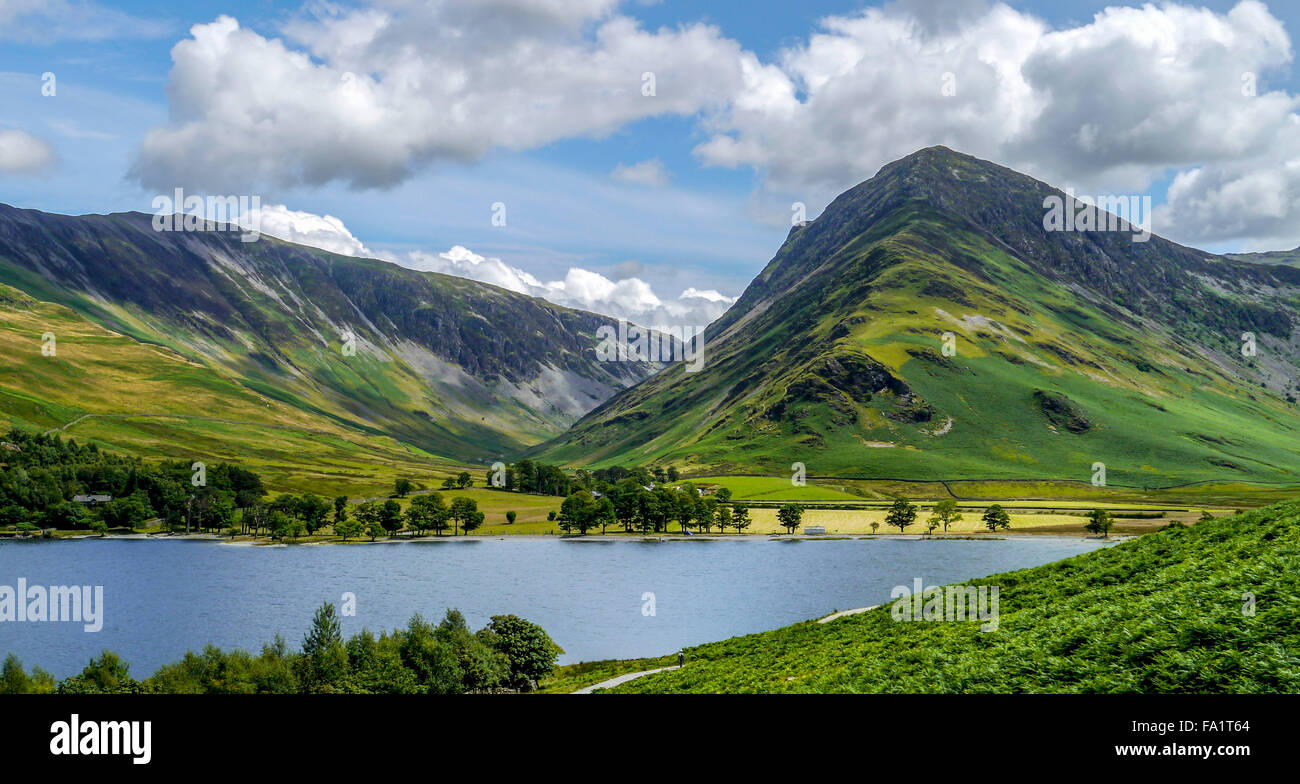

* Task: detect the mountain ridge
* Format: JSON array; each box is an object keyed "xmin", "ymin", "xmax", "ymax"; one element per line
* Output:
[
  {"xmin": 532, "ymin": 147, "xmax": 1300, "ymax": 484},
  {"xmin": 0, "ymin": 202, "xmax": 660, "ymax": 468}
]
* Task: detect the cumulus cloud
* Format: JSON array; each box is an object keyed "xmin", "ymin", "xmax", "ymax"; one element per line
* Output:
[
  {"xmin": 243, "ymin": 204, "xmax": 378, "ymax": 258},
  {"xmin": 611, "ymin": 158, "xmax": 669, "ymax": 187},
  {"xmin": 694, "ymin": 0, "xmax": 1300, "ymax": 248},
  {"xmin": 0, "ymin": 129, "xmax": 57, "ymax": 174},
  {"xmin": 410, "ymin": 245, "xmax": 734, "ymax": 327},
  {"xmin": 131, "ymin": 0, "xmax": 1300, "ymax": 249},
  {"xmin": 131, "ymin": 4, "xmax": 750, "ymax": 191}
]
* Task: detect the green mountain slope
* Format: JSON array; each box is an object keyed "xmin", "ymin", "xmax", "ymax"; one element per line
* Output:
[
  {"xmin": 0, "ymin": 204, "xmax": 658, "ymax": 475},
  {"xmin": 613, "ymin": 504, "xmax": 1300, "ymax": 693},
  {"xmin": 1229, "ymin": 246, "xmax": 1300, "ymax": 268},
  {"xmin": 534, "ymin": 147, "xmax": 1300, "ymax": 485}
]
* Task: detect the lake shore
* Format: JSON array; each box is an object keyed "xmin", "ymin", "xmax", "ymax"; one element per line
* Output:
[{"xmin": 18, "ymin": 530, "xmax": 1132, "ymax": 545}]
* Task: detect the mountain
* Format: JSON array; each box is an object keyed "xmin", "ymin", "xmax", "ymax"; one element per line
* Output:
[
  {"xmin": 533, "ymin": 147, "xmax": 1300, "ymax": 485},
  {"xmin": 0, "ymin": 204, "xmax": 658, "ymax": 486},
  {"xmin": 1228, "ymin": 246, "xmax": 1300, "ymax": 268}
]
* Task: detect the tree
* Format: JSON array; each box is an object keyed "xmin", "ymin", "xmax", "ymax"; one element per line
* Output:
[
  {"xmin": 594, "ymin": 497, "xmax": 615, "ymax": 534},
  {"xmin": 715, "ymin": 486, "xmax": 733, "ymax": 503},
  {"xmin": 928, "ymin": 499, "xmax": 963, "ymax": 533},
  {"xmin": 394, "ymin": 478, "xmax": 413, "ymax": 498},
  {"xmin": 429, "ymin": 500, "xmax": 452, "ymax": 536},
  {"xmin": 379, "ymin": 500, "xmax": 403, "ymax": 537},
  {"xmin": 669, "ymin": 488, "xmax": 695, "ymax": 533},
  {"xmin": 558, "ymin": 491, "xmax": 598, "ymax": 535},
  {"xmin": 332, "ymin": 496, "xmax": 349, "ymax": 529},
  {"xmin": 485, "ymin": 615, "xmax": 564, "ymax": 690},
  {"xmin": 406, "ymin": 493, "xmax": 446, "ymax": 536},
  {"xmin": 1084, "ymin": 508, "xmax": 1113, "ymax": 538},
  {"xmin": 296, "ymin": 493, "xmax": 331, "ymax": 535},
  {"xmin": 334, "ymin": 517, "xmax": 363, "ymax": 541},
  {"xmin": 715, "ymin": 504, "xmax": 733, "ymax": 534},
  {"xmin": 0, "ymin": 654, "xmax": 55, "ymax": 694},
  {"xmin": 0, "ymin": 505, "xmax": 27, "ymax": 528},
  {"xmin": 982, "ymin": 504, "xmax": 1011, "ymax": 532},
  {"xmin": 611, "ymin": 479, "xmax": 642, "ymax": 532},
  {"xmin": 885, "ymin": 497, "xmax": 917, "ymax": 534},
  {"xmin": 441, "ymin": 477, "xmax": 457, "ymax": 490},
  {"xmin": 776, "ymin": 503, "xmax": 803, "ymax": 534},
  {"xmin": 301, "ymin": 602, "xmax": 347, "ymax": 690},
  {"xmin": 505, "ymin": 510, "xmax": 517, "ymax": 525},
  {"xmin": 870, "ymin": 522, "xmax": 879, "ymax": 534},
  {"xmin": 732, "ymin": 504, "xmax": 751, "ymax": 534},
  {"xmin": 365, "ymin": 519, "xmax": 385, "ymax": 542},
  {"xmin": 696, "ymin": 497, "xmax": 718, "ymax": 533},
  {"xmin": 355, "ymin": 501, "xmax": 380, "ymax": 536},
  {"xmin": 666, "ymin": 466, "xmax": 679, "ymax": 482},
  {"xmin": 450, "ymin": 497, "xmax": 482, "ymax": 535},
  {"xmin": 513, "ymin": 459, "xmax": 537, "ymax": 493},
  {"xmin": 100, "ymin": 490, "xmax": 154, "ymax": 530},
  {"xmin": 265, "ymin": 509, "xmax": 292, "ymax": 540},
  {"xmin": 57, "ymin": 651, "xmax": 139, "ymax": 694},
  {"xmin": 456, "ymin": 472, "xmax": 472, "ymax": 489}
]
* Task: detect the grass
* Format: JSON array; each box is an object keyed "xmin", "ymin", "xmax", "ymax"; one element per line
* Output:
[
  {"xmin": 0, "ymin": 281, "xmax": 484, "ymax": 498},
  {"xmin": 740, "ymin": 506, "xmax": 1197, "ymax": 536},
  {"xmin": 605, "ymin": 499, "xmax": 1300, "ymax": 693}
]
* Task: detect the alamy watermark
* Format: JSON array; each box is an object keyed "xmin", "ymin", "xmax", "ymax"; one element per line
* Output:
[
  {"xmin": 1043, "ymin": 188, "xmax": 1151, "ymax": 242},
  {"xmin": 152, "ymin": 188, "xmax": 262, "ymax": 243},
  {"xmin": 890, "ymin": 577, "xmax": 999, "ymax": 632},
  {"xmin": 596, "ymin": 319, "xmax": 706, "ymax": 372},
  {"xmin": 50, "ymin": 715, "xmax": 151, "ymax": 765},
  {"xmin": 0, "ymin": 578, "xmax": 103, "ymax": 632}
]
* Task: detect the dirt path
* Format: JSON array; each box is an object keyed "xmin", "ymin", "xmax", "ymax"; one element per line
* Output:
[
  {"xmin": 572, "ymin": 665, "xmax": 680, "ymax": 693},
  {"xmin": 817, "ymin": 605, "xmax": 879, "ymax": 623}
]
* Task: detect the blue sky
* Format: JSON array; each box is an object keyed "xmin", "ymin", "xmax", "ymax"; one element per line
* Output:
[{"xmin": 1, "ymin": 0, "xmax": 1298, "ymax": 325}]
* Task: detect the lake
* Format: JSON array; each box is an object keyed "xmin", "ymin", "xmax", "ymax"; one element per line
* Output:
[{"xmin": 0, "ymin": 535, "xmax": 1114, "ymax": 679}]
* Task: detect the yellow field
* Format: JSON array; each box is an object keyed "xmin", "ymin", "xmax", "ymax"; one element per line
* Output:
[{"xmin": 740, "ymin": 505, "xmax": 1213, "ymax": 536}]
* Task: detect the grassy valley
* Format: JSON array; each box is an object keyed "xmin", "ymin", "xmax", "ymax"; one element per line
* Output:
[{"xmin": 0, "ymin": 204, "xmax": 659, "ymax": 490}]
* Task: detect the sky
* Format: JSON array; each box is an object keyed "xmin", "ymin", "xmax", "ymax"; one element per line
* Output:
[{"xmin": 1, "ymin": 0, "xmax": 1298, "ymax": 328}]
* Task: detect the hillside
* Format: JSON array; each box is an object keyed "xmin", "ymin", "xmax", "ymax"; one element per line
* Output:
[
  {"xmin": 0, "ymin": 204, "xmax": 659, "ymax": 481},
  {"xmin": 534, "ymin": 147, "xmax": 1300, "ymax": 485},
  {"xmin": 1229, "ymin": 247, "xmax": 1300, "ymax": 268},
  {"xmin": 610, "ymin": 503, "xmax": 1300, "ymax": 693}
]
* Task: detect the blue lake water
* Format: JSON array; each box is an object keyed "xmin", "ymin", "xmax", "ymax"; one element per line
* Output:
[{"xmin": 0, "ymin": 536, "xmax": 1113, "ymax": 679}]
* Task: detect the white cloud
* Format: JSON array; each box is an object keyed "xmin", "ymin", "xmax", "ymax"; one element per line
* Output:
[
  {"xmin": 131, "ymin": 6, "xmax": 750, "ymax": 191},
  {"xmin": 694, "ymin": 1, "xmax": 1300, "ymax": 248},
  {"xmin": 130, "ymin": 0, "xmax": 1300, "ymax": 249},
  {"xmin": 411, "ymin": 245, "xmax": 734, "ymax": 327},
  {"xmin": 0, "ymin": 129, "xmax": 56, "ymax": 174},
  {"xmin": 611, "ymin": 158, "xmax": 669, "ymax": 187},
  {"xmin": 243, "ymin": 204, "xmax": 379, "ymax": 258}
]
